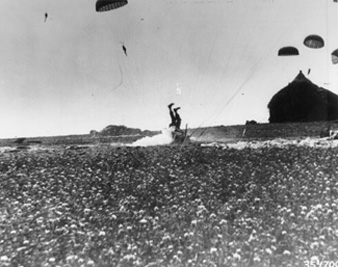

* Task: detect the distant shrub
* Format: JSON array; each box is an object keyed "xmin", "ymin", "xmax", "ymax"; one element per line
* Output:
[{"xmin": 100, "ymin": 125, "xmax": 142, "ymax": 136}]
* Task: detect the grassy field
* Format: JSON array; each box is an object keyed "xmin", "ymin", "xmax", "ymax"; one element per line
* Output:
[{"xmin": 0, "ymin": 141, "xmax": 338, "ymax": 267}]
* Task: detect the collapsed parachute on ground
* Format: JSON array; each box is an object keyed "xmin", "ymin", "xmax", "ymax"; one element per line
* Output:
[
  {"xmin": 278, "ymin": 46, "xmax": 299, "ymax": 56},
  {"xmin": 303, "ymin": 35, "xmax": 325, "ymax": 49},
  {"xmin": 332, "ymin": 49, "xmax": 338, "ymax": 64},
  {"xmin": 96, "ymin": 0, "xmax": 128, "ymax": 12}
]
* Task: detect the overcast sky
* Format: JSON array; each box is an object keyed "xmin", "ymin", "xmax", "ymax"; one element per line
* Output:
[{"xmin": 0, "ymin": 0, "xmax": 337, "ymax": 138}]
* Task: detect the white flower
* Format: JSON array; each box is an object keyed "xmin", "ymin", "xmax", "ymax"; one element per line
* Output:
[
  {"xmin": 184, "ymin": 232, "xmax": 189, "ymax": 238},
  {"xmin": 162, "ymin": 234, "xmax": 171, "ymax": 241},
  {"xmin": 253, "ymin": 255, "xmax": 260, "ymax": 262},
  {"xmin": 283, "ymin": 250, "xmax": 291, "ymax": 255},
  {"xmin": 315, "ymin": 204, "xmax": 323, "ymax": 210},
  {"xmin": 87, "ymin": 260, "xmax": 95, "ymax": 265},
  {"xmin": 209, "ymin": 213, "xmax": 216, "ymax": 219},
  {"xmin": 233, "ymin": 252, "xmax": 241, "ymax": 260},
  {"xmin": 191, "ymin": 220, "xmax": 198, "ymax": 226},
  {"xmin": 124, "ymin": 254, "xmax": 136, "ymax": 260},
  {"xmin": 84, "ymin": 208, "xmax": 91, "ymax": 214},
  {"xmin": 139, "ymin": 218, "xmax": 147, "ymax": 224},
  {"xmin": 66, "ymin": 255, "xmax": 77, "ymax": 262},
  {"xmin": 210, "ymin": 247, "xmax": 217, "ymax": 254},
  {"xmin": 310, "ymin": 256, "xmax": 319, "ymax": 264},
  {"xmin": 173, "ymin": 255, "xmax": 181, "ymax": 262},
  {"xmin": 0, "ymin": 256, "xmax": 9, "ymax": 261},
  {"xmin": 219, "ymin": 219, "xmax": 227, "ymax": 225},
  {"xmin": 265, "ymin": 248, "xmax": 272, "ymax": 255},
  {"xmin": 99, "ymin": 231, "xmax": 106, "ymax": 236}
]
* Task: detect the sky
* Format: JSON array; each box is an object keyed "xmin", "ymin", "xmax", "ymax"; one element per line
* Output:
[{"xmin": 0, "ymin": 0, "xmax": 337, "ymax": 138}]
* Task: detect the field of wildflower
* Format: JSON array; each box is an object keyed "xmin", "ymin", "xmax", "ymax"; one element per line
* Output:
[{"xmin": 1, "ymin": 142, "xmax": 338, "ymax": 267}]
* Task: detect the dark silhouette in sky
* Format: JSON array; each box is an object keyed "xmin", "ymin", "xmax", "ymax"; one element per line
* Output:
[{"xmin": 122, "ymin": 44, "xmax": 127, "ymax": 56}]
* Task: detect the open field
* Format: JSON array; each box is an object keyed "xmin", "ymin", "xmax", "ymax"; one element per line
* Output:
[
  {"xmin": 1, "ymin": 140, "xmax": 338, "ymax": 267},
  {"xmin": 1, "ymin": 121, "xmax": 338, "ymax": 147}
]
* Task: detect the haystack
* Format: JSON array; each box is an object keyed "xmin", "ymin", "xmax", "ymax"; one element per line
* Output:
[{"xmin": 268, "ymin": 71, "xmax": 338, "ymax": 123}]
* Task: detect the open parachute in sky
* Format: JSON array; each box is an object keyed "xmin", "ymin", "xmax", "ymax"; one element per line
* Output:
[
  {"xmin": 303, "ymin": 35, "xmax": 325, "ymax": 49},
  {"xmin": 96, "ymin": 0, "xmax": 128, "ymax": 12},
  {"xmin": 278, "ymin": 46, "xmax": 299, "ymax": 56},
  {"xmin": 332, "ymin": 49, "xmax": 338, "ymax": 64}
]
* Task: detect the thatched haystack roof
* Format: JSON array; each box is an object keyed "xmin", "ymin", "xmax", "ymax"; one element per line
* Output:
[{"xmin": 268, "ymin": 71, "xmax": 338, "ymax": 123}]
